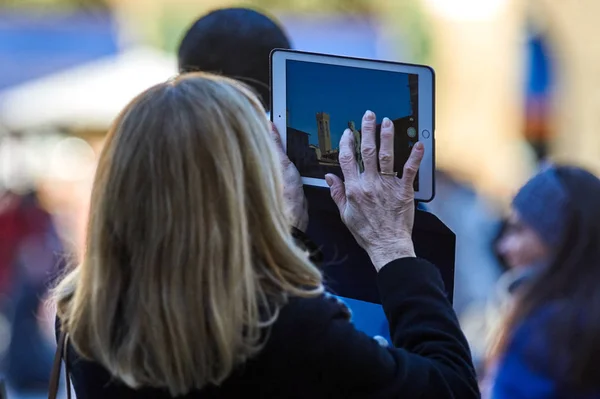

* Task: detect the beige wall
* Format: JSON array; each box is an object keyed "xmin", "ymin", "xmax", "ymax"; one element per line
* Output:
[
  {"xmin": 421, "ymin": 0, "xmax": 536, "ymax": 203},
  {"xmin": 532, "ymin": 0, "xmax": 600, "ymax": 176}
]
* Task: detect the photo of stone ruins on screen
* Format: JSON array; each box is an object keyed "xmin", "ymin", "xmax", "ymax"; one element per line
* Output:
[{"xmin": 286, "ymin": 70, "xmax": 418, "ymax": 189}]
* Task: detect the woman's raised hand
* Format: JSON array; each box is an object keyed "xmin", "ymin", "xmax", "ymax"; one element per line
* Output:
[{"xmin": 325, "ymin": 110, "xmax": 424, "ymax": 271}]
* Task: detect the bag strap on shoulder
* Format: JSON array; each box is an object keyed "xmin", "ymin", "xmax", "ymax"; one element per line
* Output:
[{"xmin": 48, "ymin": 330, "xmax": 71, "ymax": 399}]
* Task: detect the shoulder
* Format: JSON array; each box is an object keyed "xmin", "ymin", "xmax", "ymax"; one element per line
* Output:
[
  {"xmin": 272, "ymin": 293, "xmax": 352, "ymax": 337},
  {"xmin": 492, "ymin": 304, "xmax": 564, "ymax": 398},
  {"xmin": 259, "ymin": 293, "xmax": 357, "ymax": 361},
  {"xmin": 507, "ymin": 303, "xmax": 563, "ymax": 355},
  {"xmin": 496, "ymin": 303, "xmax": 564, "ymax": 376},
  {"xmin": 258, "ymin": 293, "xmax": 400, "ymax": 392}
]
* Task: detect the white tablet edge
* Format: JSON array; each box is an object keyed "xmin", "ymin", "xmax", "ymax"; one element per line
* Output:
[{"xmin": 271, "ymin": 50, "xmax": 435, "ymax": 202}]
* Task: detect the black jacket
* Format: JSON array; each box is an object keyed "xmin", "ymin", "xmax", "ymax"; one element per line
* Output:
[{"xmin": 56, "ymin": 257, "xmax": 479, "ymax": 398}]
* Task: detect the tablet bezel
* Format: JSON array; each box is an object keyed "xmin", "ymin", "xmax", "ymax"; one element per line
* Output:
[{"xmin": 270, "ymin": 49, "xmax": 435, "ymax": 202}]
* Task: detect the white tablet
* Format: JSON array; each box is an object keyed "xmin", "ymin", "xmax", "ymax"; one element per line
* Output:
[{"xmin": 271, "ymin": 49, "xmax": 435, "ymax": 202}]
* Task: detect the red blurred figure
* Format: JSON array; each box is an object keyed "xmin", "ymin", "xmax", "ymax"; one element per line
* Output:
[{"xmin": 0, "ymin": 191, "xmax": 52, "ymax": 299}]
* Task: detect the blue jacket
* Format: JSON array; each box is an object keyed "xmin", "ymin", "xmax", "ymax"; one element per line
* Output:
[{"xmin": 491, "ymin": 305, "xmax": 599, "ymax": 399}]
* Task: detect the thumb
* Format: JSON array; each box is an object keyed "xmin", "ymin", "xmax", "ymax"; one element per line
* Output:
[
  {"xmin": 271, "ymin": 123, "xmax": 292, "ymax": 167},
  {"xmin": 325, "ymin": 174, "xmax": 346, "ymax": 214},
  {"xmin": 271, "ymin": 123, "xmax": 284, "ymax": 151}
]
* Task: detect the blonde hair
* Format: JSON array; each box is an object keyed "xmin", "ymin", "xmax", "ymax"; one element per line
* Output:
[{"xmin": 52, "ymin": 73, "xmax": 323, "ymax": 395}]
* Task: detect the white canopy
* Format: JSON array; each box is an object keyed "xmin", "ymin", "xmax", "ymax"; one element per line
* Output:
[{"xmin": 0, "ymin": 47, "xmax": 177, "ymax": 131}]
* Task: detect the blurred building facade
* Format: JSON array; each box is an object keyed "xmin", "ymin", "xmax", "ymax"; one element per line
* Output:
[{"xmin": 529, "ymin": 0, "xmax": 600, "ymax": 177}]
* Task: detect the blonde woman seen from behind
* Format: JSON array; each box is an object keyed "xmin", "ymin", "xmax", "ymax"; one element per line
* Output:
[{"xmin": 52, "ymin": 73, "xmax": 478, "ymax": 398}]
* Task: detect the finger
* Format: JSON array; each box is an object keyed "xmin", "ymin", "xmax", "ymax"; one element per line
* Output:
[
  {"xmin": 360, "ymin": 110, "xmax": 378, "ymax": 176},
  {"xmin": 271, "ymin": 123, "xmax": 285, "ymax": 155},
  {"xmin": 402, "ymin": 142, "xmax": 424, "ymax": 189},
  {"xmin": 338, "ymin": 129, "xmax": 359, "ymax": 182},
  {"xmin": 378, "ymin": 117, "xmax": 395, "ymax": 174},
  {"xmin": 325, "ymin": 173, "xmax": 346, "ymax": 215}
]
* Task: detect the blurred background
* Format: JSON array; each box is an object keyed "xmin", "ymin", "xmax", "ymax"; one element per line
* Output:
[{"xmin": 0, "ymin": 0, "xmax": 598, "ymax": 397}]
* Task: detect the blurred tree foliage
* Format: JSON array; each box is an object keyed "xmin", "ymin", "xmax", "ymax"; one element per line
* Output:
[
  {"xmin": 0, "ymin": 0, "xmax": 109, "ymax": 11},
  {"xmin": 252, "ymin": 0, "xmax": 431, "ymax": 62},
  {"xmin": 253, "ymin": 0, "xmax": 373, "ymax": 14},
  {"xmin": 0, "ymin": 0, "xmax": 431, "ymax": 63},
  {"xmin": 162, "ymin": 0, "xmax": 432, "ymax": 63},
  {"xmin": 380, "ymin": 0, "xmax": 433, "ymax": 64}
]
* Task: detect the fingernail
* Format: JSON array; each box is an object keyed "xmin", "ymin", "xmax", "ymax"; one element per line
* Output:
[
  {"xmin": 364, "ymin": 110, "xmax": 375, "ymax": 121},
  {"xmin": 325, "ymin": 175, "xmax": 333, "ymax": 187},
  {"xmin": 414, "ymin": 142, "xmax": 424, "ymax": 151},
  {"xmin": 344, "ymin": 128, "xmax": 352, "ymax": 138},
  {"xmin": 382, "ymin": 117, "xmax": 392, "ymax": 128}
]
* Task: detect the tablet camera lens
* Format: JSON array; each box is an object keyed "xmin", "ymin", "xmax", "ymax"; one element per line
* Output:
[{"xmin": 407, "ymin": 127, "xmax": 417, "ymax": 138}]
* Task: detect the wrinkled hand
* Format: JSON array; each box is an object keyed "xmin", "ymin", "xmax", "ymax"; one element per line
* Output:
[
  {"xmin": 272, "ymin": 123, "xmax": 309, "ymax": 232},
  {"xmin": 325, "ymin": 110, "xmax": 424, "ymax": 271}
]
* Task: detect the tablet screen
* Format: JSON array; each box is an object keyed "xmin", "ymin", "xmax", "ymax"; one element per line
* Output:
[{"xmin": 285, "ymin": 59, "xmax": 419, "ymax": 190}]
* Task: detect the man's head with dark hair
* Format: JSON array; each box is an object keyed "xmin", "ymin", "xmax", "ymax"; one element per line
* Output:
[{"xmin": 178, "ymin": 7, "xmax": 291, "ymax": 112}]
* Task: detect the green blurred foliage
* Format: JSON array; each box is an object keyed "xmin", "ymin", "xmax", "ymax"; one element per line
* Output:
[
  {"xmin": 157, "ymin": 0, "xmax": 377, "ymax": 54},
  {"xmin": 160, "ymin": 0, "xmax": 432, "ymax": 64},
  {"xmin": 0, "ymin": 0, "xmax": 109, "ymax": 11},
  {"xmin": 0, "ymin": 0, "xmax": 431, "ymax": 64},
  {"xmin": 383, "ymin": 1, "xmax": 433, "ymax": 64},
  {"xmin": 253, "ymin": 0, "xmax": 373, "ymax": 14}
]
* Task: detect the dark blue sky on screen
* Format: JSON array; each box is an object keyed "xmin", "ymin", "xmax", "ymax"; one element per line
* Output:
[{"xmin": 286, "ymin": 60, "xmax": 413, "ymax": 147}]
